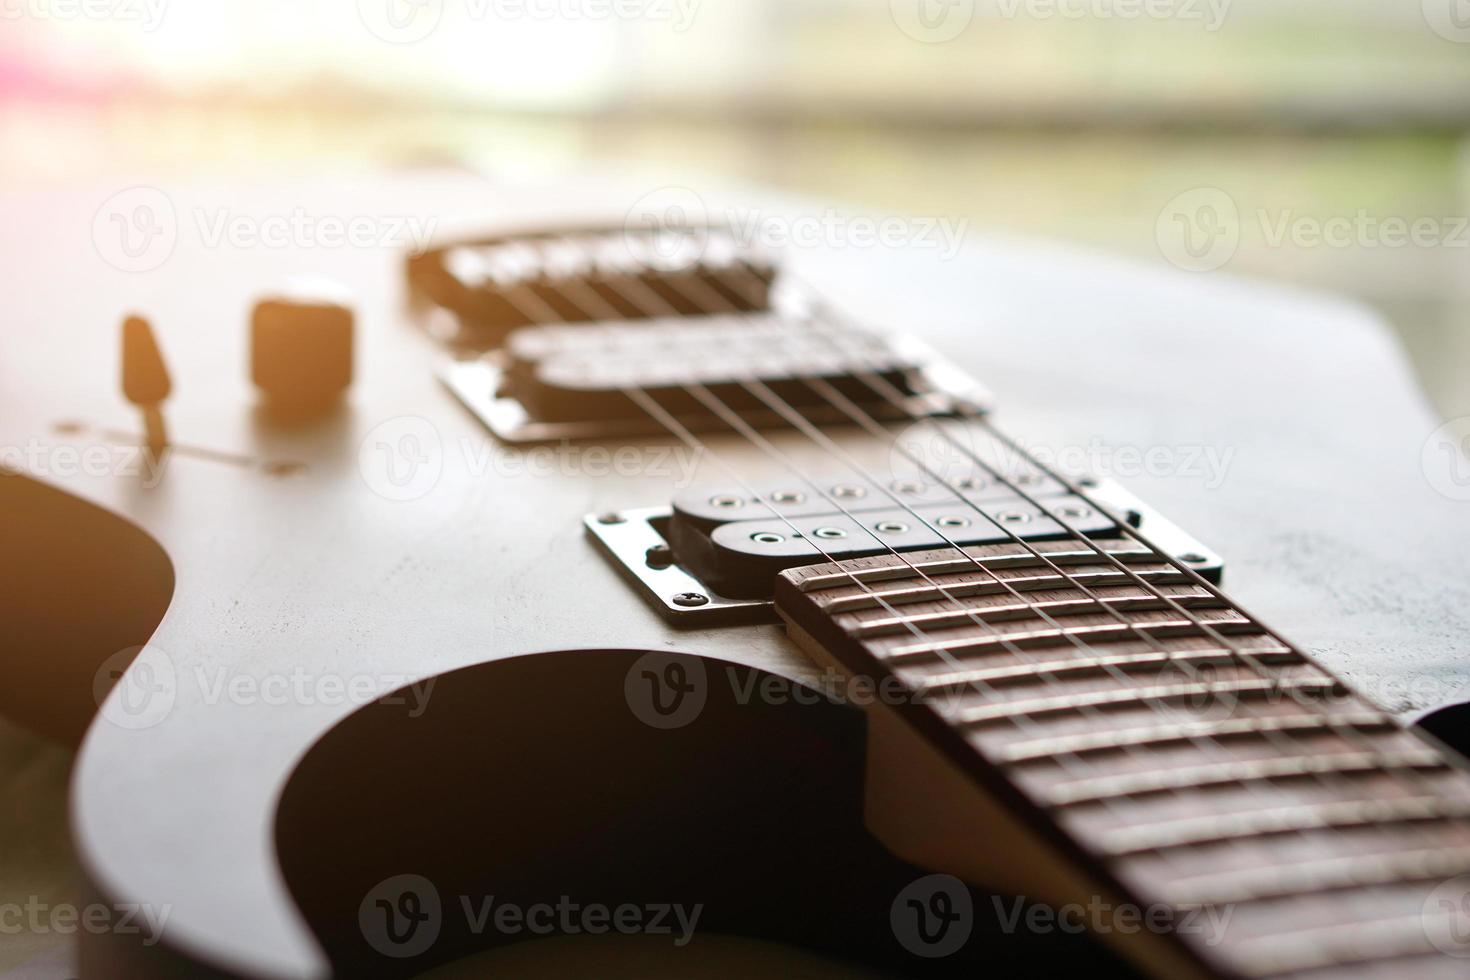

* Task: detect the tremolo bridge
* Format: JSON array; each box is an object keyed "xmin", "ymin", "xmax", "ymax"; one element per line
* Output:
[{"xmin": 411, "ymin": 224, "xmax": 1222, "ymax": 624}]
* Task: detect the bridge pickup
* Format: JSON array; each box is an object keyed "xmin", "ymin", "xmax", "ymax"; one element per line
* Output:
[
  {"xmin": 409, "ymin": 226, "xmax": 775, "ymax": 347},
  {"xmin": 503, "ymin": 312, "xmax": 920, "ymax": 424}
]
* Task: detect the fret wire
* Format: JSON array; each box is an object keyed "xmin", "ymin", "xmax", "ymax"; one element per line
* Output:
[
  {"xmin": 576, "ymin": 262, "xmax": 1268, "ymax": 782},
  {"xmin": 1100, "ymin": 792, "xmax": 1470, "ymax": 856},
  {"xmin": 584, "ymin": 245, "xmax": 1457, "ymax": 885},
  {"xmin": 706, "ymin": 258, "xmax": 1457, "ymax": 829},
  {"xmin": 698, "ymin": 239, "xmax": 1470, "ymax": 970},
  {"xmin": 565, "ymin": 254, "xmax": 1427, "ymax": 919},
  {"xmin": 716, "ymin": 372, "xmax": 1363, "ymax": 833},
  {"xmin": 813, "ymin": 353, "xmax": 1457, "ymax": 812},
  {"xmin": 478, "ymin": 235, "xmax": 1459, "ymax": 965},
  {"xmin": 1001, "ymin": 710, "xmax": 1389, "ymax": 765},
  {"xmin": 486, "ymin": 263, "xmax": 1236, "ymax": 857},
  {"xmin": 692, "ymin": 256, "xmax": 1470, "ymax": 892},
  {"xmin": 674, "ymin": 260, "xmax": 1428, "ymax": 835}
]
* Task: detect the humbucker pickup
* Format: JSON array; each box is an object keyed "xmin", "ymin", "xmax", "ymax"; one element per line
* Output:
[
  {"xmin": 676, "ymin": 495, "xmax": 1117, "ymax": 599},
  {"xmin": 503, "ymin": 313, "xmax": 921, "ymax": 424},
  {"xmin": 420, "ymin": 224, "xmax": 985, "ymax": 440},
  {"xmin": 408, "ymin": 226, "xmax": 775, "ymax": 346},
  {"xmin": 668, "ymin": 478, "xmax": 1118, "ymax": 599}
]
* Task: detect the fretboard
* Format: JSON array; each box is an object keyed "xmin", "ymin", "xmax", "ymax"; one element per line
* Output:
[{"xmin": 775, "ymin": 537, "xmax": 1470, "ymax": 979}]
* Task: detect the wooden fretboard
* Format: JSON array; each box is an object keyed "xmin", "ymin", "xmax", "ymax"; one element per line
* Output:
[{"xmin": 776, "ymin": 538, "xmax": 1470, "ymax": 979}]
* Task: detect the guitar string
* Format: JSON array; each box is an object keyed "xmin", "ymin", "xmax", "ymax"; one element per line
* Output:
[
  {"xmin": 463, "ymin": 231, "xmax": 1455, "ymax": 884},
  {"xmin": 485, "ymin": 243, "xmax": 1399, "ymax": 871},
  {"xmin": 496, "ymin": 260, "xmax": 1470, "ymax": 934},
  {"xmin": 613, "ymin": 233, "xmax": 1450, "ymax": 836},
  {"xmin": 607, "ymin": 246, "xmax": 1455, "ymax": 845},
  {"xmin": 695, "ymin": 248, "xmax": 1454, "ymax": 818},
  {"xmin": 458, "ymin": 232, "xmax": 1458, "ymax": 957},
  {"xmin": 481, "ymin": 274, "xmax": 1271, "ymax": 900}
]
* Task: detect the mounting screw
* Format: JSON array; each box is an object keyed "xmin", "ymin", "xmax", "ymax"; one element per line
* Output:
[
  {"xmin": 645, "ymin": 544, "xmax": 675, "ymax": 569},
  {"xmin": 1179, "ymin": 553, "xmax": 1210, "ymax": 565},
  {"xmin": 597, "ymin": 512, "xmax": 627, "ymax": 525},
  {"xmin": 672, "ymin": 592, "xmax": 709, "ymax": 608}
]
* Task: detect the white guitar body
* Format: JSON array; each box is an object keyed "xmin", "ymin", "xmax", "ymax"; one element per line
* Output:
[{"xmin": 3, "ymin": 170, "xmax": 1468, "ymax": 978}]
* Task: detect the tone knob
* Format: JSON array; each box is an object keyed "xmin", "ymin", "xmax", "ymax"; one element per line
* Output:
[{"xmin": 251, "ymin": 280, "xmax": 354, "ymax": 413}]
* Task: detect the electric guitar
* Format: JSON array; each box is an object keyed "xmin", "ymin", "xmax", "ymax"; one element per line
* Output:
[{"xmin": 5, "ymin": 173, "xmax": 1470, "ymax": 979}]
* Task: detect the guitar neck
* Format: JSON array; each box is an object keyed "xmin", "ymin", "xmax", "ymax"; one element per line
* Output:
[{"xmin": 775, "ymin": 533, "xmax": 1470, "ymax": 979}]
